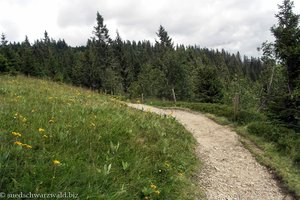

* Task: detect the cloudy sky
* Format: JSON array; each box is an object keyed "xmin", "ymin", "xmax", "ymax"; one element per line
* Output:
[{"xmin": 0, "ymin": 0, "xmax": 299, "ymax": 57}]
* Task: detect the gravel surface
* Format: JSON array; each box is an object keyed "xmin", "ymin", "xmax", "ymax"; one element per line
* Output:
[{"xmin": 127, "ymin": 103, "xmax": 288, "ymax": 200}]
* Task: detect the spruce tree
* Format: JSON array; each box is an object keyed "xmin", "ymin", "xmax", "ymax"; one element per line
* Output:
[
  {"xmin": 20, "ymin": 36, "xmax": 36, "ymax": 76},
  {"xmin": 263, "ymin": 0, "xmax": 300, "ymax": 130},
  {"xmin": 156, "ymin": 25, "xmax": 173, "ymax": 49},
  {"xmin": 271, "ymin": 0, "xmax": 300, "ymax": 93}
]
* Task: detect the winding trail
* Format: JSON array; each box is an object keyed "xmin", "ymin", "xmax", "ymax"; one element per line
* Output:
[{"xmin": 127, "ymin": 103, "xmax": 288, "ymax": 200}]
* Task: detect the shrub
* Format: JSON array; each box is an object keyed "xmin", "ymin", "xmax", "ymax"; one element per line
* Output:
[{"xmin": 247, "ymin": 122, "xmax": 281, "ymax": 142}]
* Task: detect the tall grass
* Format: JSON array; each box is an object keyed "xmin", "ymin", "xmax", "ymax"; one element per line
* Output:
[{"xmin": 0, "ymin": 75, "xmax": 200, "ymax": 199}]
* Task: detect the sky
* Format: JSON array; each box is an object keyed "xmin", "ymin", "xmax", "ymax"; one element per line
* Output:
[{"xmin": 0, "ymin": 0, "xmax": 299, "ymax": 57}]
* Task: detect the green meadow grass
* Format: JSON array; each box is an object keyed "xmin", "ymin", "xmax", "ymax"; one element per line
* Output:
[{"xmin": 0, "ymin": 75, "xmax": 200, "ymax": 199}]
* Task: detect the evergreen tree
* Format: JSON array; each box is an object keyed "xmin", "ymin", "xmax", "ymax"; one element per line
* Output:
[
  {"xmin": 93, "ymin": 12, "xmax": 111, "ymax": 44},
  {"xmin": 0, "ymin": 33, "xmax": 20, "ymax": 74},
  {"xmin": 263, "ymin": 0, "xmax": 300, "ymax": 130},
  {"xmin": 156, "ymin": 25, "xmax": 173, "ymax": 49},
  {"xmin": 0, "ymin": 53, "xmax": 8, "ymax": 72},
  {"xmin": 129, "ymin": 64, "xmax": 167, "ymax": 98},
  {"xmin": 0, "ymin": 33, "xmax": 8, "ymax": 47},
  {"xmin": 89, "ymin": 11, "xmax": 119, "ymax": 92},
  {"xmin": 194, "ymin": 66, "xmax": 223, "ymax": 103},
  {"xmin": 271, "ymin": 0, "xmax": 300, "ymax": 93},
  {"xmin": 19, "ymin": 36, "xmax": 36, "ymax": 76}
]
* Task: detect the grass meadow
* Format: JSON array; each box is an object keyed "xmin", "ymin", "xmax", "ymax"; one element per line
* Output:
[{"xmin": 0, "ymin": 75, "xmax": 200, "ymax": 199}]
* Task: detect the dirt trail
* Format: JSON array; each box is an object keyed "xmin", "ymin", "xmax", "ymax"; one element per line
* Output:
[{"xmin": 127, "ymin": 103, "xmax": 287, "ymax": 200}]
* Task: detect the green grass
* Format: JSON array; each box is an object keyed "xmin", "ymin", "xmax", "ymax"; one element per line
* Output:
[
  {"xmin": 145, "ymin": 99, "xmax": 300, "ymax": 198},
  {"xmin": 0, "ymin": 75, "xmax": 200, "ymax": 199},
  {"xmin": 145, "ymin": 100, "xmax": 265, "ymax": 125}
]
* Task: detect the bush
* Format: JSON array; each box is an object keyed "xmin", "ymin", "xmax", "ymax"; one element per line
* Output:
[
  {"xmin": 177, "ymin": 102, "xmax": 263, "ymax": 125},
  {"xmin": 247, "ymin": 122, "xmax": 281, "ymax": 142}
]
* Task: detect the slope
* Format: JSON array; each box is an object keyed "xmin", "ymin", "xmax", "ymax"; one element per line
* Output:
[{"xmin": 0, "ymin": 75, "xmax": 199, "ymax": 199}]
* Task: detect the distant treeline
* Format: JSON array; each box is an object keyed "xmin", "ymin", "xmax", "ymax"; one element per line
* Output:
[{"xmin": 0, "ymin": 12, "xmax": 262, "ymax": 102}]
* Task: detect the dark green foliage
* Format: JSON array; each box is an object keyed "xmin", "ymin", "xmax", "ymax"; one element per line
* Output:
[
  {"xmin": 156, "ymin": 25, "xmax": 173, "ymax": 50},
  {"xmin": 247, "ymin": 122, "xmax": 281, "ymax": 142},
  {"xmin": 271, "ymin": 0, "xmax": 300, "ymax": 92},
  {"xmin": 194, "ymin": 67, "xmax": 223, "ymax": 103},
  {"xmin": 94, "ymin": 12, "xmax": 111, "ymax": 44},
  {"xmin": 129, "ymin": 64, "xmax": 167, "ymax": 98},
  {"xmin": 267, "ymin": 93, "xmax": 299, "ymax": 129},
  {"xmin": 0, "ymin": 53, "xmax": 8, "ymax": 72},
  {"xmin": 261, "ymin": 0, "xmax": 300, "ymax": 131}
]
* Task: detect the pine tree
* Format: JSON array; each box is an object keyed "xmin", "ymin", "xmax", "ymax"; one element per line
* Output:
[
  {"xmin": 128, "ymin": 64, "xmax": 167, "ymax": 98},
  {"xmin": 263, "ymin": 0, "xmax": 300, "ymax": 130},
  {"xmin": 156, "ymin": 25, "xmax": 173, "ymax": 49},
  {"xmin": 93, "ymin": 12, "xmax": 111, "ymax": 44},
  {"xmin": 194, "ymin": 66, "xmax": 223, "ymax": 103},
  {"xmin": 20, "ymin": 36, "xmax": 36, "ymax": 76},
  {"xmin": 0, "ymin": 53, "xmax": 8, "ymax": 72},
  {"xmin": 88, "ymin": 12, "xmax": 117, "ymax": 92},
  {"xmin": 271, "ymin": 0, "xmax": 300, "ymax": 93},
  {"xmin": 0, "ymin": 33, "xmax": 8, "ymax": 47}
]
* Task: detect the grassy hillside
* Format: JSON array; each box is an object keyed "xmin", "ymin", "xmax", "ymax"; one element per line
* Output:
[{"xmin": 0, "ymin": 76, "xmax": 200, "ymax": 199}]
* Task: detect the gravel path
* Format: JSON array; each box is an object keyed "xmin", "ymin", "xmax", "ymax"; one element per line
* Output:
[{"xmin": 127, "ymin": 103, "xmax": 288, "ymax": 200}]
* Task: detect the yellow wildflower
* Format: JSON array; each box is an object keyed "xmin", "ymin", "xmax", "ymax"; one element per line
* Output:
[
  {"xmin": 178, "ymin": 172, "xmax": 184, "ymax": 176},
  {"xmin": 14, "ymin": 141, "xmax": 23, "ymax": 146},
  {"xmin": 150, "ymin": 184, "xmax": 157, "ymax": 190},
  {"xmin": 21, "ymin": 117, "xmax": 27, "ymax": 123},
  {"xmin": 53, "ymin": 160, "xmax": 61, "ymax": 166},
  {"xmin": 155, "ymin": 190, "xmax": 160, "ymax": 195},
  {"xmin": 14, "ymin": 113, "xmax": 19, "ymax": 119},
  {"xmin": 38, "ymin": 128, "xmax": 45, "ymax": 132},
  {"xmin": 11, "ymin": 132, "xmax": 22, "ymax": 137},
  {"xmin": 164, "ymin": 161, "xmax": 171, "ymax": 168},
  {"xmin": 22, "ymin": 144, "xmax": 32, "ymax": 149},
  {"xmin": 43, "ymin": 135, "xmax": 48, "ymax": 138}
]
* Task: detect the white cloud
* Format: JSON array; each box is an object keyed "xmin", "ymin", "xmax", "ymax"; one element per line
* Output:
[{"xmin": 0, "ymin": 0, "xmax": 299, "ymax": 56}]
